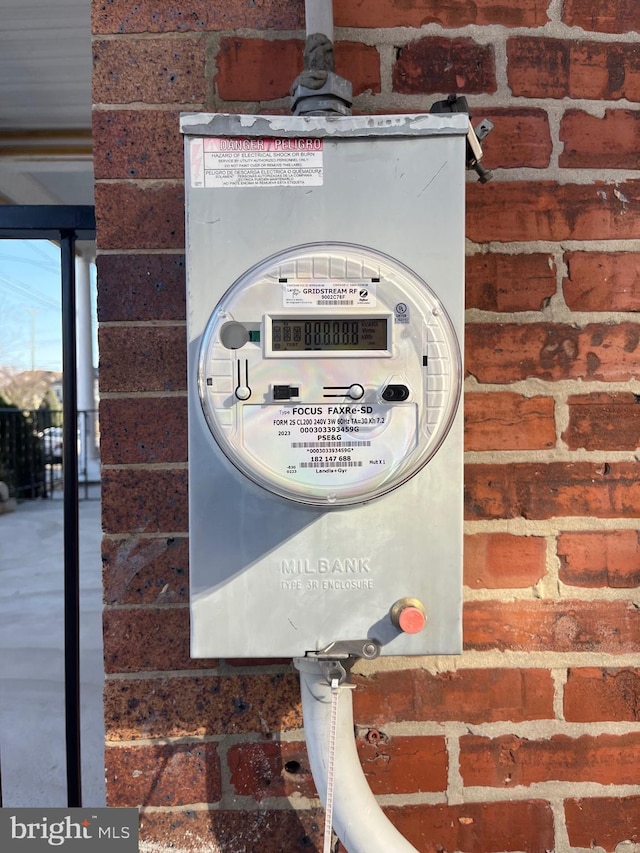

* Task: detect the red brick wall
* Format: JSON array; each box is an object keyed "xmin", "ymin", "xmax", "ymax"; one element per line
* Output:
[{"xmin": 92, "ymin": 1, "xmax": 640, "ymax": 850}]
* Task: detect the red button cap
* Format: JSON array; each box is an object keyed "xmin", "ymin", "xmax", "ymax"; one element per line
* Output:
[{"xmin": 397, "ymin": 605, "xmax": 426, "ymax": 634}]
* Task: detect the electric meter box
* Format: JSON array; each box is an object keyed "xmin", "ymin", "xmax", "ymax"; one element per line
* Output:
[{"xmin": 181, "ymin": 113, "xmax": 467, "ymax": 659}]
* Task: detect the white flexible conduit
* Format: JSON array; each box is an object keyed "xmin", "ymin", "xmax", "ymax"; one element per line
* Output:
[{"xmin": 295, "ymin": 657, "xmax": 419, "ymax": 852}]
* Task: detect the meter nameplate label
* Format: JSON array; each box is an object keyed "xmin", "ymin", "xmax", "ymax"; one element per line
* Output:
[
  {"xmin": 241, "ymin": 404, "xmax": 418, "ymax": 492},
  {"xmin": 283, "ymin": 282, "xmax": 376, "ymax": 308},
  {"xmin": 190, "ymin": 137, "xmax": 323, "ymax": 188}
]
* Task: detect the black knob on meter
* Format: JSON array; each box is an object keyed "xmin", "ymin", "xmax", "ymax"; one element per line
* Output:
[{"xmin": 382, "ymin": 384, "xmax": 410, "ymax": 402}]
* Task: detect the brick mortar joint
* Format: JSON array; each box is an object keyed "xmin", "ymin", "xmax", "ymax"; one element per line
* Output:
[
  {"xmin": 91, "ymin": 23, "xmax": 640, "ymax": 44},
  {"xmin": 205, "ymin": 31, "xmax": 221, "ymax": 110},
  {"xmin": 470, "ymin": 168, "xmax": 640, "ymax": 184},
  {"xmin": 94, "ymin": 90, "xmax": 640, "ymax": 119},
  {"xmin": 92, "ymin": 101, "xmax": 203, "ymax": 111},
  {"xmin": 128, "ymin": 785, "xmax": 639, "ymax": 820},
  {"xmin": 137, "ymin": 787, "xmax": 640, "ymax": 811},
  {"xmin": 102, "ymin": 528, "xmax": 189, "ymax": 540},
  {"xmin": 102, "ymin": 531, "xmax": 189, "ymax": 540},
  {"xmin": 541, "ymin": 533, "xmax": 562, "ymax": 600},
  {"xmin": 100, "ymin": 391, "xmax": 188, "ymax": 399},
  {"xmin": 208, "ymin": 722, "xmax": 640, "ymax": 742},
  {"xmin": 101, "ymin": 461, "xmax": 189, "ymax": 471},
  {"xmin": 550, "ymin": 798, "xmax": 571, "ymax": 853},
  {"xmin": 446, "ymin": 732, "xmax": 464, "ymax": 804},
  {"xmin": 546, "ymin": 101, "xmax": 565, "ymax": 171},
  {"xmin": 354, "ymin": 651, "xmax": 640, "ymax": 674},
  {"xmin": 552, "ymin": 666, "xmax": 568, "ymax": 722},
  {"xmin": 334, "ymin": 791, "xmax": 449, "ymax": 808},
  {"xmin": 466, "ymin": 240, "xmax": 640, "ymax": 252},
  {"xmin": 463, "ymin": 448, "xmax": 640, "ymax": 463},
  {"xmin": 92, "ymin": 32, "xmax": 210, "ymax": 43},
  {"xmin": 464, "ymin": 308, "xmax": 640, "ymax": 324},
  {"xmin": 461, "ymin": 720, "xmax": 640, "ymax": 739},
  {"xmin": 99, "ymin": 320, "xmax": 186, "ymax": 327},
  {"xmin": 97, "ymin": 654, "xmax": 635, "ymax": 683},
  {"xmin": 492, "ymin": 35, "xmax": 509, "ymax": 103},
  {"xmin": 95, "ymin": 177, "xmax": 184, "ymax": 187},
  {"xmin": 88, "ymin": 25, "xmax": 410, "ymax": 46},
  {"xmin": 377, "ymin": 43, "xmax": 396, "ymax": 98},
  {"xmin": 92, "ymin": 103, "xmax": 187, "ymax": 112},
  {"xmin": 448, "ymin": 782, "xmax": 640, "ymax": 803},
  {"xmin": 464, "ymin": 518, "xmax": 640, "ymax": 536},
  {"xmin": 136, "ymin": 802, "xmax": 320, "ymax": 816},
  {"xmin": 104, "ymin": 664, "xmax": 293, "ymax": 681},
  {"xmin": 462, "ymin": 587, "xmax": 639, "ymax": 603},
  {"xmin": 217, "ymin": 733, "xmax": 239, "ymax": 809},
  {"xmin": 551, "ymin": 244, "xmax": 570, "ymax": 322},
  {"xmin": 104, "ymin": 602, "xmax": 189, "ymax": 611},
  {"xmin": 327, "ymin": 23, "xmax": 640, "ymax": 45},
  {"xmin": 351, "ymin": 91, "xmax": 640, "ymax": 113},
  {"xmin": 555, "ymin": 395, "xmax": 571, "ymax": 452},
  {"xmin": 106, "ymin": 734, "xmax": 227, "ymax": 748},
  {"xmin": 95, "ymin": 247, "xmax": 186, "ymax": 256},
  {"xmin": 464, "ymin": 377, "xmax": 640, "ymax": 394}
]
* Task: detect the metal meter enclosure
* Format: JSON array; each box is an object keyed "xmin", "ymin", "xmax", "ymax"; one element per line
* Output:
[{"xmin": 182, "ymin": 113, "xmax": 467, "ymax": 659}]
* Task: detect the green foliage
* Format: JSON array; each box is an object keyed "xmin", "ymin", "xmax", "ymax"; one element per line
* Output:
[{"xmin": 40, "ymin": 386, "xmax": 62, "ymax": 412}]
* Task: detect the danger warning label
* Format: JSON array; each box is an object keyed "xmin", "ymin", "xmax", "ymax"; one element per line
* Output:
[{"xmin": 190, "ymin": 137, "xmax": 324, "ymax": 188}]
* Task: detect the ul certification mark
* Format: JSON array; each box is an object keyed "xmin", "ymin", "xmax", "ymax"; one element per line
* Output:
[{"xmin": 394, "ymin": 302, "xmax": 410, "ymax": 324}]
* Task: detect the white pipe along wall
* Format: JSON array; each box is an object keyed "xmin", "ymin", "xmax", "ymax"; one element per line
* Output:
[{"xmin": 295, "ymin": 658, "xmax": 419, "ymax": 853}]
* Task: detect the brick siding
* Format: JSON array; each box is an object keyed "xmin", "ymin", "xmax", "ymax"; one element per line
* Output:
[{"xmin": 92, "ymin": 1, "xmax": 640, "ymax": 850}]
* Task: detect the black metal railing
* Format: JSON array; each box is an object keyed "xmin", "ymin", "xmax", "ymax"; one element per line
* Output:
[
  {"xmin": 0, "ymin": 205, "xmax": 96, "ymax": 808},
  {"xmin": 0, "ymin": 407, "xmax": 99, "ymax": 501}
]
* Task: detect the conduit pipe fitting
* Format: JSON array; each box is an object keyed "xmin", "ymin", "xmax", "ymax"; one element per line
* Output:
[
  {"xmin": 294, "ymin": 657, "xmax": 419, "ymax": 853},
  {"xmin": 291, "ymin": 0, "xmax": 352, "ymax": 115}
]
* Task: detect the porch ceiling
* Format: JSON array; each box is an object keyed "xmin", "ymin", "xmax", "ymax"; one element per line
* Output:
[{"xmin": 0, "ymin": 0, "xmax": 93, "ymax": 207}]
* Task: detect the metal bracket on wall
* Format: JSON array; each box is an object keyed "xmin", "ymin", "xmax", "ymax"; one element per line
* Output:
[
  {"xmin": 307, "ymin": 639, "xmax": 381, "ymax": 684},
  {"xmin": 430, "ymin": 94, "xmax": 495, "ymax": 183}
]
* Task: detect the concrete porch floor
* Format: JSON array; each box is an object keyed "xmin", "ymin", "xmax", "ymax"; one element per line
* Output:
[{"xmin": 0, "ymin": 493, "xmax": 105, "ymax": 806}]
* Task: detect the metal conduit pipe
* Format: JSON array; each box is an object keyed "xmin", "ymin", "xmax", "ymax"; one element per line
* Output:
[
  {"xmin": 295, "ymin": 658, "xmax": 419, "ymax": 853},
  {"xmin": 293, "ymin": 5, "xmax": 416, "ymax": 850},
  {"xmin": 304, "ymin": 0, "xmax": 334, "ymax": 40},
  {"xmin": 292, "ymin": 0, "xmax": 352, "ymax": 115}
]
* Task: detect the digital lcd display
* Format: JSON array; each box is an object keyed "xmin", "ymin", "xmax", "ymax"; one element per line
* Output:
[{"xmin": 270, "ymin": 318, "xmax": 388, "ymax": 351}]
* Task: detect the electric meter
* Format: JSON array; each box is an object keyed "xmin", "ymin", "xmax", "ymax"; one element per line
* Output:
[
  {"xmin": 182, "ymin": 112, "xmax": 467, "ymax": 658},
  {"xmin": 198, "ymin": 242, "xmax": 460, "ymax": 507}
]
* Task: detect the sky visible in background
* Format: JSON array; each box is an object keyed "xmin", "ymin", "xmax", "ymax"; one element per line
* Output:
[{"xmin": 0, "ymin": 239, "xmax": 97, "ymax": 373}]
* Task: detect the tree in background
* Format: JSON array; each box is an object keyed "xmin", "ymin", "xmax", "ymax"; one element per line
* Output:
[{"xmin": 0, "ymin": 367, "xmax": 62, "ymax": 411}]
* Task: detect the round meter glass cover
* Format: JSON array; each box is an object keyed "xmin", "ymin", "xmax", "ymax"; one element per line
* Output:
[{"xmin": 198, "ymin": 242, "xmax": 461, "ymax": 507}]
